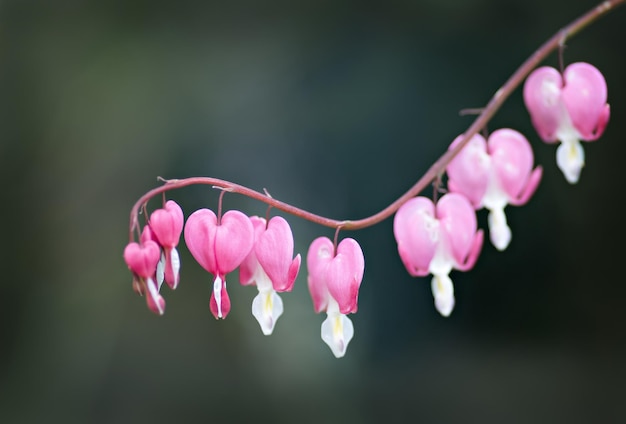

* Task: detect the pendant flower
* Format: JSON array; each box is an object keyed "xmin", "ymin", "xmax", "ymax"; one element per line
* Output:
[
  {"xmin": 184, "ymin": 209, "xmax": 254, "ymax": 319},
  {"xmin": 149, "ymin": 200, "xmax": 184, "ymax": 289},
  {"xmin": 239, "ymin": 216, "xmax": 301, "ymax": 335},
  {"xmin": 393, "ymin": 193, "xmax": 483, "ymax": 316},
  {"xmin": 446, "ymin": 129, "xmax": 542, "ymax": 250},
  {"xmin": 523, "ymin": 62, "xmax": 610, "ymax": 183},
  {"xmin": 123, "ymin": 235, "xmax": 165, "ymax": 315},
  {"xmin": 307, "ymin": 237, "xmax": 364, "ymax": 358}
]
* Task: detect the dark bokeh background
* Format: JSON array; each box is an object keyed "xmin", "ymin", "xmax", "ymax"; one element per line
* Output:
[{"xmin": 2, "ymin": 1, "xmax": 626, "ymax": 423}]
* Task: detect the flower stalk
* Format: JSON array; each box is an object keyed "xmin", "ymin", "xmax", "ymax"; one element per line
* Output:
[{"xmin": 129, "ymin": 0, "xmax": 623, "ymax": 241}]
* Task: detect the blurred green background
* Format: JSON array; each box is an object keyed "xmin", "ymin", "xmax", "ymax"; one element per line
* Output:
[{"xmin": 2, "ymin": 0, "xmax": 626, "ymax": 423}]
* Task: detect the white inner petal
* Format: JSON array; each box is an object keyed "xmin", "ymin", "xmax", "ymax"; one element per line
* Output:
[
  {"xmin": 170, "ymin": 247, "xmax": 180, "ymax": 286},
  {"xmin": 428, "ymin": 229, "xmax": 453, "ymax": 278},
  {"xmin": 556, "ymin": 139, "xmax": 585, "ymax": 184},
  {"xmin": 213, "ymin": 276, "xmax": 224, "ymax": 318},
  {"xmin": 420, "ymin": 209, "xmax": 440, "ymax": 243},
  {"xmin": 252, "ymin": 289, "xmax": 284, "ymax": 336},
  {"xmin": 146, "ymin": 277, "xmax": 164, "ymax": 315},
  {"xmin": 156, "ymin": 252, "xmax": 165, "ymax": 290},
  {"xmin": 431, "ymin": 273, "xmax": 455, "ymax": 317},
  {"xmin": 321, "ymin": 299, "xmax": 354, "ymax": 359},
  {"xmin": 488, "ymin": 207, "xmax": 512, "ymax": 251}
]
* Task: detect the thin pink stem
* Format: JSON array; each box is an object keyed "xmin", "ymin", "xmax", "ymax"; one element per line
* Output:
[{"xmin": 129, "ymin": 0, "xmax": 624, "ymax": 242}]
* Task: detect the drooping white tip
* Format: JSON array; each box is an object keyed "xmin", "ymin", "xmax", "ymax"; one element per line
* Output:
[
  {"xmin": 556, "ymin": 140, "xmax": 584, "ymax": 184},
  {"xmin": 156, "ymin": 252, "xmax": 165, "ymax": 290},
  {"xmin": 488, "ymin": 207, "xmax": 512, "ymax": 251},
  {"xmin": 251, "ymin": 290, "xmax": 284, "ymax": 335},
  {"xmin": 169, "ymin": 247, "xmax": 180, "ymax": 288},
  {"xmin": 431, "ymin": 273, "xmax": 455, "ymax": 317},
  {"xmin": 321, "ymin": 312, "xmax": 354, "ymax": 358},
  {"xmin": 213, "ymin": 276, "xmax": 223, "ymax": 318},
  {"xmin": 146, "ymin": 277, "xmax": 165, "ymax": 315}
]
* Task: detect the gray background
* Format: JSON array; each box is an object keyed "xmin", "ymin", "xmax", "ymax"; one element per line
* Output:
[{"xmin": 2, "ymin": 0, "xmax": 626, "ymax": 423}]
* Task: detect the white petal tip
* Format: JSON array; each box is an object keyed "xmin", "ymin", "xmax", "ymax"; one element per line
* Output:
[
  {"xmin": 432, "ymin": 274, "xmax": 455, "ymax": 317},
  {"xmin": 252, "ymin": 290, "xmax": 284, "ymax": 336},
  {"xmin": 321, "ymin": 313, "xmax": 354, "ymax": 358},
  {"xmin": 556, "ymin": 140, "xmax": 584, "ymax": 184},
  {"xmin": 488, "ymin": 208, "xmax": 512, "ymax": 251},
  {"xmin": 435, "ymin": 299, "xmax": 455, "ymax": 317}
]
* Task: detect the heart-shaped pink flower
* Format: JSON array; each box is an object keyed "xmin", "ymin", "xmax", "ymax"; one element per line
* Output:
[
  {"xmin": 307, "ymin": 237, "xmax": 364, "ymax": 315},
  {"xmin": 254, "ymin": 216, "xmax": 301, "ymax": 292},
  {"xmin": 184, "ymin": 208, "xmax": 253, "ymax": 319},
  {"xmin": 150, "ymin": 200, "xmax": 184, "ymax": 248},
  {"xmin": 123, "ymin": 241, "xmax": 161, "ymax": 279},
  {"xmin": 184, "ymin": 208, "xmax": 254, "ymax": 276}
]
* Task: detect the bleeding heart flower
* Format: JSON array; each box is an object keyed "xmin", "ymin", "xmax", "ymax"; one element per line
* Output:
[
  {"xmin": 239, "ymin": 216, "xmax": 301, "ymax": 335},
  {"xmin": 307, "ymin": 237, "xmax": 364, "ymax": 358},
  {"xmin": 123, "ymin": 238, "xmax": 165, "ymax": 315},
  {"xmin": 446, "ymin": 129, "xmax": 542, "ymax": 250},
  {"xmin": 149, "ymin": 200, "xmax": 184, "ymax": 289},
  {"xmin": 523, "ymin": 62, "xmax": 610, "ymax": 183},
  {"xmin": 184, "ymin": 208, "xmax": 254, "ymax": 319},
  {"xmin": 393, "ymin": 193, "xmax": 483, "ymax": 317}
]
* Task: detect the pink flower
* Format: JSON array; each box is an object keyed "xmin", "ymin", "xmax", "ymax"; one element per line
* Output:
[
  {"xmin": 139, "ymin": 224, "xmax": 165, "ymax": 290},
  {"xmin": 523, "ymin": 62, "xmax": 610, "ymax": 183},
  {"xmin": 184, "ymin": 209, "xmax": 254, "ymax": 319},
  {"xmin": 123, "ymin": 237, "xmax": 165, "ymax": 315},
  {"xmin": 307, "ymin": 237, "xmax": 364, "ymax": 358},
  {"xmin": 446, "ymin": 129, "xmax": 542, "ymax": 250},
  {"xmin": 149, "ymin": 200, "xmax": 184, "ymax": 289},
  {"xmin": 393, "ymin": 193, "xmax": 483, "ymax": 316},
  {"xmin": 239, "ymin": 216, "xmax": 301, "ymax": 335}
]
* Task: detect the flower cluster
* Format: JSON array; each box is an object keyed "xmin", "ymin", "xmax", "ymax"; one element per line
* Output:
[
  {"xmin": 124, "ymin": 199, "xmax": 365, "ymax": 358},
  {"xmin": 391, "ymin": 61, "xmax": 609, "ymax": 316},
  {"xmin": 124, "ymin": 200, "xmax": 184, "ymax": 315},
  {"xmin": 123, "ymin": 59, "xmax": 610, "ymax": 357}
]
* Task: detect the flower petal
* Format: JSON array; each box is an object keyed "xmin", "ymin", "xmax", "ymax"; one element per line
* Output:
[
  {"xmin": 184, "ymin": 209, "xmax": 219, "ymax": 274},
  {"xmin": 123, "ymin": 240, "xmax": 161, "ymax": 279},
  {"xmin": 214, "ymin": 210, "xmax": 254, "ymax": 275},
  {"xmin": 523, "ymin": 66, "xmax": 564, "ymax": 143},
  {"xmin": 393, "ymin": 197, "xmax": 438, "ymax": 277},
  {"xmin": 556, "ymin": 139, "xmax": 585, "ymax": 184},
  {"xmin": 436, "ymin": 193, "xmax": 478, "ymax": 267},
  {"xmin": 255, "ymin": 216, "xmax": 301, "ymax": 292},
  {"xmin": 251, "ymin": 289, "xmax": 284, "ymax": 335},
  {"xmin": 431, "ymin": 273, "xmax": 455, "ymax": 317},
  {"xmin": 488, "ymin": 129, "xmax": 535, "ymax": 201},
  {"xmin": 209, "ymin": 275, "xmax": 231, "ymax": 319},
  {"xmin": 446, "ymin": 133, "xmax": 490, "ymax": 208},
  {"xmin": 307, "ymin": 237, "xmax": 334, "ymax": 313},
  {"xmin": 321, "ymin": 311, "xmax": 354, "ymax": 358},
  {"xmin": 150, "ymin": 200, "xmax": 184, "ymax": 248},
  {"xmin": 325, "ymin": 238, "xmax": 365, "ymax": 315},
  {"xmin": 562, "ymin": 62, "xmax": 609, "ymax": 141}
]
